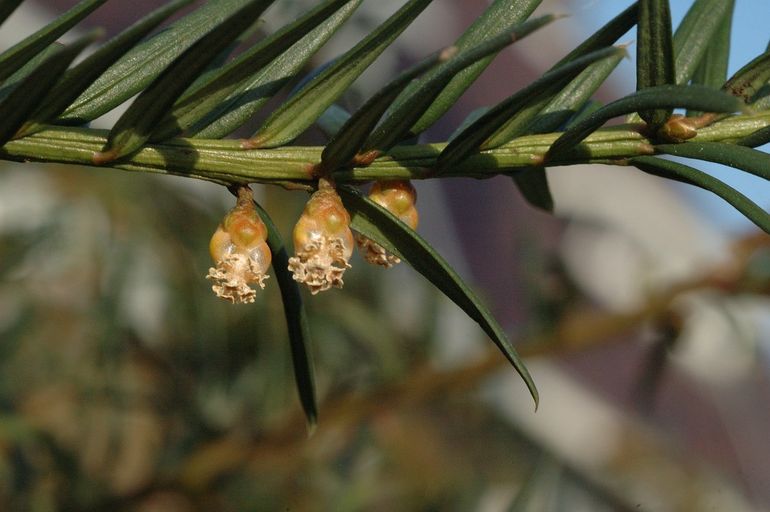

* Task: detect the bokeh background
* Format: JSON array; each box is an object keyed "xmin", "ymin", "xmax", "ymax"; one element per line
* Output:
[{"xmin": 1, "ymin": 0, "xmax": 770, "ymax": 510}]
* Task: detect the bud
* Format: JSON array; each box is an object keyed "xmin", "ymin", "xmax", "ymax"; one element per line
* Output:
[
  {"xmin": 288, "ymin": 179, "xmax": 354, "ymax": 294},
  {"xmin": 206, "ymin": 186, "xmax": 271, "ymax": 303},
  {"xmin": 659, "ymin": 114, "xmax": 697, "ymax": 142},
  {"xmin": 356, "ymin": 180, "xmax": 418, "ymax": 268}
]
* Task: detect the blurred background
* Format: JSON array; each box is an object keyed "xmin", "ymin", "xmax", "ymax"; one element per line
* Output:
[{"xmin": 1, "ymin": 0, "xmax": 770, "ymax": 510}]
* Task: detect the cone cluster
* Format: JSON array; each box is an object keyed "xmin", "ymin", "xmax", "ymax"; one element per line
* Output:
[{"xmin": 207, "ymin": 180, "xmax": 418, "ymax": 302}]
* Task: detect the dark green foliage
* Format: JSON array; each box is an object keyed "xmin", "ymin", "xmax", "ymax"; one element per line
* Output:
[
  {"xmin": 686, "ymin": 0, "xmax": 733, "ymax": 116},
  {"xmin": 255, "ymin": 201, "xmax": 318, "ymax": 427},
  {"xmin": 0, "ymin": 0, "xmax": 770, "ymax": 425},
  {"xmin": 97, "ymin": 0, "xmax": 277, "ymax": 161},
  {"xmin": 339, "ymin": 187, "xmax": 538, "ymax": 406},
  {"xmin": 438, "ymin": 47, "xmax": 625, "ymax": 171},
  {"xmin": 657, "ymin": 142, "xmax": 770, "ymax": 181},
  {"xmin": 722, "ymin": 48, "xmax": 770, "ymax": 103},
  {"xmin": 547, "ymin": 84, "xmax": 744, "ymax": 158},
  {"xmin": 673, "ymin": 0, "xmax": 734, "ymax": 85},
  {"xmin": 0, "ymin": 0, "xmax": 107, "ymax": 83},
  {"xmin": 20, "ymin": 0, "xmax": 193, "ymax": 136},
  {"xmin": 363, "ymin": 14, "xmax": 559, "ymax": 154},
  {"xmin": 154, "ymin": 0, "xmax": 362, "ymax": 141},
  {"xmin": 320, "ymin": 49, "xmax": 446, "ymax": 172},
  {"xmin": 738, "ymin": 125, "xmax": 770, "ymax": 148},
  {"xmin": 244, "ymin": 0, "xmax": 435, "ymax": 149},
  {"xmin": 632, "ymin": 156, "xmax": 770, "ymax": 233},
  {"xmin": 400, "ymin": 0, "xmax": 544, "ymax": 135},
  {"xmin": 61, "ymin": 0, "xmax": 262, "ymax": 122},
  {"xmin": 0, "ymin": 32, "xmax": 97, "ymax": 145},
  {"xmin": 636, "ymin": 0, "xmax": 675, "ymax": 125},
  {"xmin": 0, "ymin": 0, "xmax": 24, "ymax": 25},
  {"xmin": 511, "ymin": 168, "xmax": 554, "ymax": 212}
]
